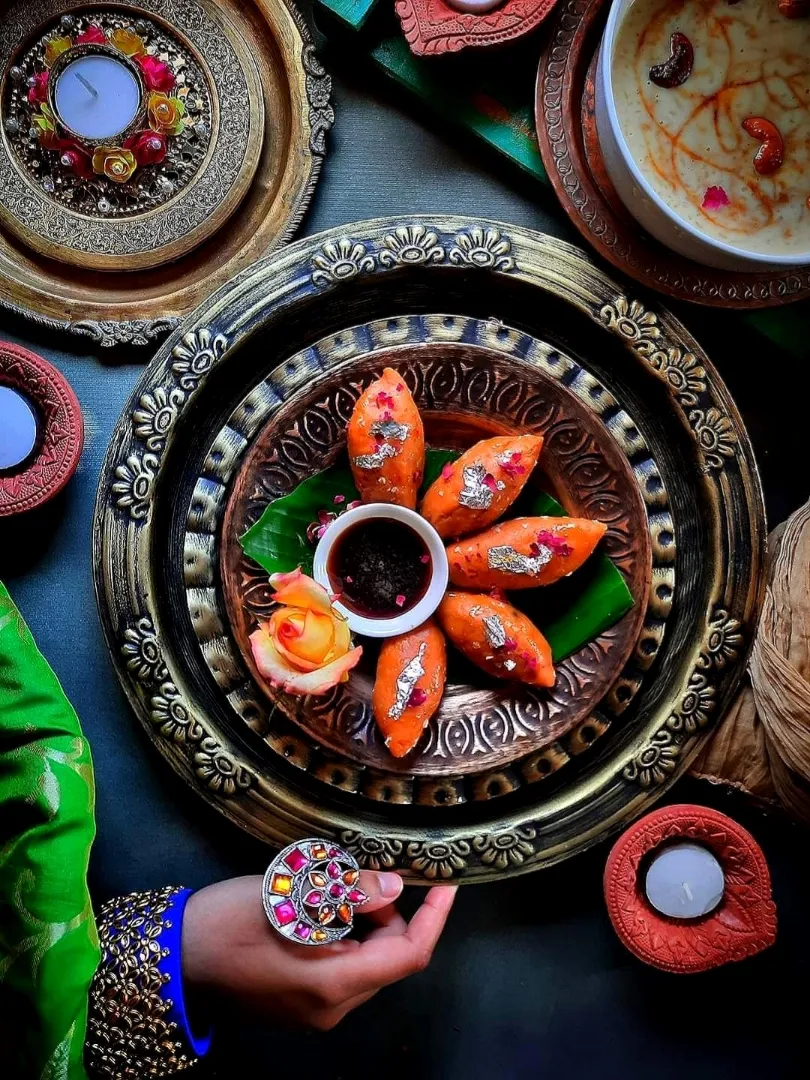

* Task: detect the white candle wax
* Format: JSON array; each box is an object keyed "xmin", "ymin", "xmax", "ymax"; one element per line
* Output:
[
  {"xmin": 53, "ymin": 55, "xmax": 141, "ymax": 140},
  {"xmin": 645, "ymin": 842, "xmax": 725, "ymax": 919},
  {"xmin": 0, "ymin": 386, "xmax": 38, "ymax": 470}
]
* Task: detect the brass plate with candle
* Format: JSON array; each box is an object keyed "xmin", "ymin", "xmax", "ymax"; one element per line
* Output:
[
  {"xmin": 0, "ymin": 3, "xmax": 262, "ymax": 270},
  {"xmin": 93, "ymin": 217, "xmax": 764, "ymax": 882},
  {"xmin": 0, "ymin": 0, "xmax": 331, "ymax": 342}
]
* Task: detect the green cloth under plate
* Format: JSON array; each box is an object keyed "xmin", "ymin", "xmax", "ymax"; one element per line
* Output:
[{"xmin": 0, "ymin": 582, "xmax": 98, "ymax": 1080}]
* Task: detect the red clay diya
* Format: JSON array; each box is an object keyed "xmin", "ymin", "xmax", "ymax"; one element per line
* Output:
[
  {"xmin": 0, "ymin": 342, "xmax": 84, "ymax": 517},
  {"xmin": 395, "ymin": 0, "xmax": 559, "ymax": 56},
  {"xmin": 604, "ymin": 804, "xmax": 777, "ymax": 974}
]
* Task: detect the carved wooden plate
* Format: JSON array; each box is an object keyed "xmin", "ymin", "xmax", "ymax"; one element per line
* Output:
[
  {"xmin": 215, "ymin": 324, "xmax": 664, "ymax": 798},
  {"xmin": 93, "ymin": 216, "xmax": 764, "ymax": 882},
  {"xmin": 0, "ymin": 0, "xmax": 332, "ymax": 346},
  {"xmin": 535, "ymin": 0, "xmax": 810, "ymax": 309}
]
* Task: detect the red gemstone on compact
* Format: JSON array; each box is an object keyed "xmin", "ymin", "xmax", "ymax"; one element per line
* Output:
[
  {"xmin": 284, "ymin": 847, "xmax": 308, "ymax": 873},
  {"xmin": 347, "ymin": 889, "xmax": 367, "ymax": 904},
  {"xmin": 328, "ymin": 883, "xmax": 345, "ymax": 899},
  {"xmin": 273, "ymin": 900, "xmax": 297, "ymax": 926},
  {"xmin": 304, "ymin": 890, "xmax": 323, "ymax": 906},
  {"xmin": 326, "ymin": 860, "xmax": 341, "ymax": 879}
]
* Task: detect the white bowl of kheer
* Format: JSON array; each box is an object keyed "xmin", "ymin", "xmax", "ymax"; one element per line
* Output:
[{"xmin": 595, "ymin": 0, "xmax": 810, "ymax": 271}]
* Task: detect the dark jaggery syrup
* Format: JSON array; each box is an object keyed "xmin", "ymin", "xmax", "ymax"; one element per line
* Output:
[{"xmin": 328, "ymin": 518, "xmax": 431, "ymax": 619}]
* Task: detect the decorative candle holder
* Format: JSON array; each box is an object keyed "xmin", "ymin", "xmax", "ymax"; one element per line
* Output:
[
  {"xmin": 0, "ymin": 4, "xmax": 263, "ymax": 270},
  {"xmin": 0, "ymin": 341, "xmax": 83, "ymax": 517},
  {"xmin": 45, "ymin": 42, "xmax": 148, "ymax": 148},
  {"xmin": 604, "ymin": 804, "xmax": 777, "ymax": 974},
  {"xmin": 395, "ymin": 0, "xmax": 560, "ymax": 56}
]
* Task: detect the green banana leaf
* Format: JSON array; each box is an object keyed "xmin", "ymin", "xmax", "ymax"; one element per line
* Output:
[{"xmin": 239, "ymin": 451, "xmax": 633, "ymax": 661}]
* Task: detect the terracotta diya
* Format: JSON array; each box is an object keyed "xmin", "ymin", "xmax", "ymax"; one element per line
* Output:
[
  {"xmin": 535, "ymin": 0, "xmax": 810, "ymax": 309},
  {"xmin": 0, "ymin": 341, "xmax": 83, "ymax": 516},
  {"xmin": 604, "ymin": 804, "xmax": 777, "ymax": 973},
  {"xmin": 396, "ymin": 0, "xmax": 560, "ymax": 56}
]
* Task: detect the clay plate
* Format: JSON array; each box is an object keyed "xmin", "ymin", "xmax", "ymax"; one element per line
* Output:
[
  {"xmin": 0, "ymin": 340, "xmax": 83, "ymax": 517},
  {"xmin": 395, "ymin": 0, "xmax": 560, "ymax": 56},
  {"xmin": 535, "ymin": 0, "xmax": 810, "ymax": 309},
  {"xmin": 219, "ymin": 331, "xmax": 658, "ymax": 789}
]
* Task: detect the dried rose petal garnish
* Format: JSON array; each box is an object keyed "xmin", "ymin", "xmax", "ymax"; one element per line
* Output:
[
  {"xmin": 499, "ymin": 451, "xmax": 525, "ymax": 479},
  {"xmin": 395, "ymin": 594, "xmax": 406, "ymax": 608},
  {"xmin": 649, "ymin": 31, "xmax": 694, "ymax": 89},
  {"xmin": 347, "ymin": 500, "xmax": 362, "ymax": 511},
  {"xmin": 702, "ymin": 186, "xmax": 730, "ymax": 211},
  {"xmin": 535, "ymin": 529, "xmax": 573, "ymax": 557},
  {"xmin": 482, "ymin": 473, "xmax": 498, "ymax": 493},
  {"xmin": 441, "ymin": 463, "xmax": 454, "ymax": 481},
  {"xmin": 503, "ymin": 637, "xmax": 517, "ymax": 652},
  {"xmin": 408, "ymin": 687, "xmax": 428, "ymax": 707},
  {"xmin": 375, "ymin": 391, "xmax": 396, "ymax": 410},
  {"xmin": 333, "ymin": 494, "xmax": 346, "ymax": 505},
  {"xmin": 420, "ymin": 553, "xmax": 430, "ymax": 564}
]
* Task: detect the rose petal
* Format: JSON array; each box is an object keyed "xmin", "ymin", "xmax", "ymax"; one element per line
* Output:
[
  {"xmin": 270, "ymin": 568, "xmax": 333, "ymax": 615},
  {"xmin": 702, "ymin": 185, "xmax": 730, "ymax": 210},
  {"xmin": 441, "ymin": 464, "xmax": 454, "ymax": 481},
  {"xmin": 251, "ymin": 631, "xmax": 362, "ymax": 696},
  {"xmin": 288, "ymin": 610, "xmax": 336, "ymax": 665},
  {"xmin": 395, "ymin": 594, "xmax": 406, "ymax": 608}
]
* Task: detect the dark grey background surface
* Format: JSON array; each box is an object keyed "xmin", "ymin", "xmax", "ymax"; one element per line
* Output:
[{"xmin": 2, "ymin": 57, "xmax": 810, "ymax": 1080}]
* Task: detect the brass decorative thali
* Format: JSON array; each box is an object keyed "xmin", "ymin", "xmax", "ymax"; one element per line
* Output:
[
  {"xmin": 0, "ymin": 0, "xmax": 331, "ymax": 345},
  {"xmin": 93, "ymin": 216, "xmax": 764, "ymax": 882}
]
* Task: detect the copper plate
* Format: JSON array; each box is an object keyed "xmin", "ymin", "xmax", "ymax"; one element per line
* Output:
[
  {"xmin": 0, "ymin": 0, "xmax": 332, "ymax": 346},
  {"xmin": 0, "ymin": 340, "xmax": 84, "ymax": 516},
  {"xmin": 535, "ymin": 0, "xmax": 810, "ymax": 310},
  {"xmin": 216, "ymin": 324, "xmax": 664, "ymax": 800},
  {"xmin": 93, "ymin": 216, "xmax": 764, "ymax": 882}
]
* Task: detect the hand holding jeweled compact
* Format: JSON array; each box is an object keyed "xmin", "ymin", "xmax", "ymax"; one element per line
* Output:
[{"xmin": 244, "ymin": 367, "xmax": 616, "ymax": 760}]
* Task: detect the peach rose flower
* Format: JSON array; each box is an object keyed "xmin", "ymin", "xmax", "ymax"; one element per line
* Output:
[
  {"xmin": 250, "ymin": 569, "xmax": 362, "ymax": 696},
  {"xmin": 109, "ymin": 28, "xmax": 146, "ymax": 56},
  {"xmin": 44, "ymin": 36, "xmax": 72, "ymax": 67},
  {"xmin": 147, "ymin": 92, "xmax": 185, "ymax": 136}
]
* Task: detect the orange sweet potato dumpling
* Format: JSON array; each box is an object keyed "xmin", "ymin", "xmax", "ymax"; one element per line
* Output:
[
  {"xmin": 419, "ymin": 435, "xmax": 543, "ymax": 539},
  {"xmin": 372, "ymin": 619, "xmax": 447, "ymax": 758},
  {"xmin": 447, "ymin": 516, "xmax": 607, "ymax": 590},
  {"xmin": 347, "ymin": 368, "xmax": 425, "ymax": 509},
  {"xmin": 437, "ymin": 590, "xmax": 554, "ymax": 688}
]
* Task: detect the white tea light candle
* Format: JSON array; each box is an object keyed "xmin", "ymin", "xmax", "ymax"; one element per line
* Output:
[
  {"xmin": 645, "ymin": 842, "xmax": 725, "ymax": 919},
  {"xmin": 0, "ymin": 386, "xmax": 38, "ymax": 470},
  {"xmin": 54, "ymin": 55, "xmax": 141, "ymax": 140}
]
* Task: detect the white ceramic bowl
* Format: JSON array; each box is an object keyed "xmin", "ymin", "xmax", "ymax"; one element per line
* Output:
[
  {"xmin": 313, "ymin": 503, "xmax": 449, "ymax": 639},
  {"xmin": 594, "ymin": 0, "xmax": 810, "ymax": 272}
]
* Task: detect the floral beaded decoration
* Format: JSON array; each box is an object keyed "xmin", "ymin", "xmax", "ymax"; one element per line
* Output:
[
  {"xmin": 262, "ymin": 839, "xmax": 368, "ymax": 946},
  {"xmin": 29, "ymin": 22, "xmax": 187, "ymax": 186}
]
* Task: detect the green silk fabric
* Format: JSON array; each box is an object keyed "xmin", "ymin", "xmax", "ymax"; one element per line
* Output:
[{"xmin": 0, "ymin": 582, "xmax": 98, "ymax": 1079}]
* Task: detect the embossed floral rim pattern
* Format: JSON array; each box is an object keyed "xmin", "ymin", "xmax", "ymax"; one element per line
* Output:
[{"xmin": 93, "ymin": 216, "xmax": 764, "ymax": 883}]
